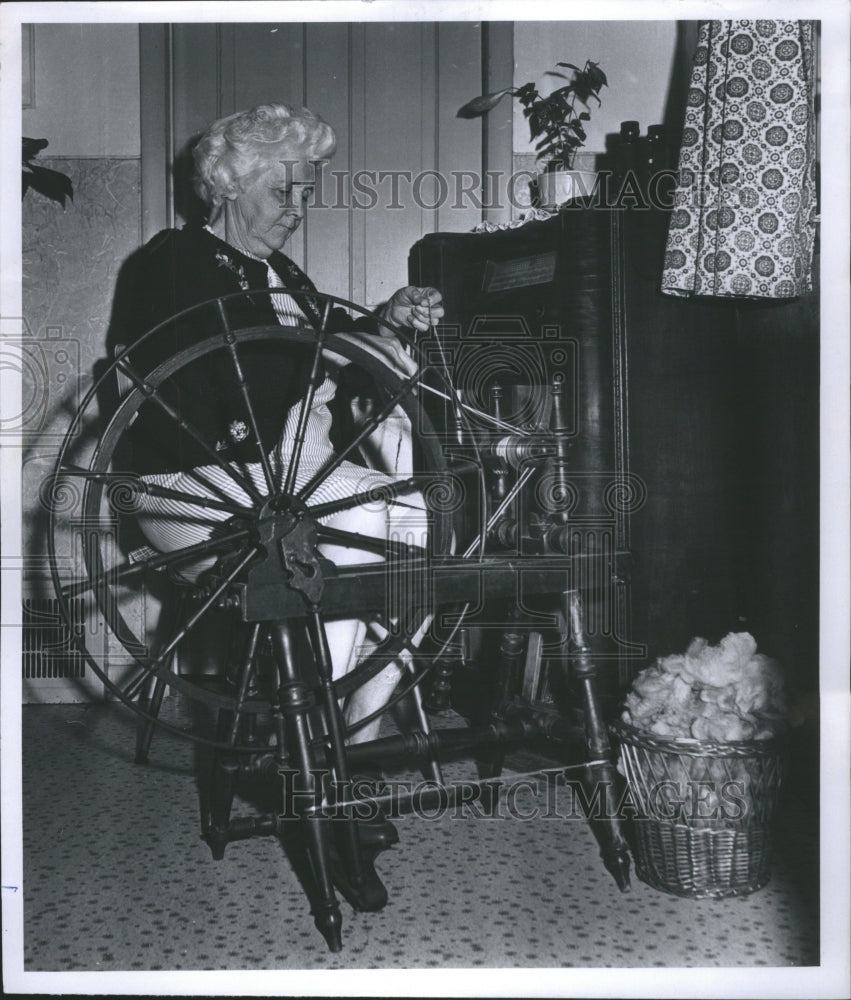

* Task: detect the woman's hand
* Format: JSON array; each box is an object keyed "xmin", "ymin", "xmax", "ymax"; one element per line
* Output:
[
  {"xmin": 379, "ymin": 286, "xmax": 444, "ymax": 334},
  {"xmin": 321, "ymin": 287, "xmax": 442, "ymax": 377}
]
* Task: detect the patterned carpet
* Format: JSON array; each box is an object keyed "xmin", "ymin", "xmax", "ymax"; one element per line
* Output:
[{"xmin": 17, "ymin": 700, "xmax": 818, "ymax": 973}]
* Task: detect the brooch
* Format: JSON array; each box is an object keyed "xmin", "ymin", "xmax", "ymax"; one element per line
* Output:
[
  {"xmin": 228, "ymin": 419, "xmax": 249, "ymax": 443},
  {"xmin": 215, "ymin": 251, "xmax": 250, "ymax": 291}
]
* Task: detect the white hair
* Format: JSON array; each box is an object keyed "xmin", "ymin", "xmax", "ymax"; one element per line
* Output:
[{"xmin": 193, "ymin": 103, "xmax": 336, "ymax": 207}]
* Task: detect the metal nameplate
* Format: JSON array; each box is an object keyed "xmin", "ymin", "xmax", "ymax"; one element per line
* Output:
[{"xmin": 483, "ymin": 252, "xmax": 558, "ymax": 293}]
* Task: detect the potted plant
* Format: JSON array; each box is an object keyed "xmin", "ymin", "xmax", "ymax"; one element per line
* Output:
[{"xmin": 457, "ymin": 59, "xmax": 607, "ymax": 209}]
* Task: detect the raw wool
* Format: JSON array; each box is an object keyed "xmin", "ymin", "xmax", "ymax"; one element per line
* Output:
[{"xmin": 623, "ymin": 632, "xmax": 787, "ymax": 741}]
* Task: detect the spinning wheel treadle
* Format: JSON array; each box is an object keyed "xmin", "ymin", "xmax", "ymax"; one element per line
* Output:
[{"xmin": 48, "ymin": 288, "xmax": 631, "ymax": 952}]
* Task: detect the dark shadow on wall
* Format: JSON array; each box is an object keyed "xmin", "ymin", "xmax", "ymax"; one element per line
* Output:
[
  {"xmin": 173, "ymin": 134, "xmax": 208, "ymax": 228},
  {"xmin": 732, "ymin": 262, "xmax": 821, "ymax": 696}
]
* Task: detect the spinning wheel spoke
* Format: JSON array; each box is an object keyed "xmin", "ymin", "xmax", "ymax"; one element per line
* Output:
[
  {"xmin": 317, "ymin": 298, "xmax": 333, "ymax": 332},
  {"xmin": 177, "ymin": 465, "xmax": 257, "ymax": 510},
  {"xmin": 124, "ymin": 481, "xmax": 250, "ymax": 517},
  {"xmin": 116, "ymin": 357, "xmax": 265, "ymax": 505},
  {"xmin": 152, "ymin": 544, "xmax": 260, "ymax": 666},
  {"xmin": 281, "ymin": 329, "xmax": 327, "ymax": 498},
  {"xmin": 59, "ymin": 526, "xmax": 251, "ymax": 599},
  {"xmin": 54, "ymin": 466, "xmax": 252, "ymax": 518},
  {"xmin": 297, "ymin": 371, "xmax": 421, "ymax": 502},
  {"xmin": 216, "ymin": 300, "xmax": 277, "ymax": 497},
  {"xmin": 119, "ymin": 664, "xmax": 156, "ymax": 704},
  {"xmin": 307, "ymin": 475, "xmax": 431, "ymax": 520},
  {"xmin": 228, "ymin": 622, "xmax": 263, "ymax": 746}
]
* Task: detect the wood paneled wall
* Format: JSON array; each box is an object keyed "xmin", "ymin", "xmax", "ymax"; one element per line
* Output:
[{"xmin": 140, "ymin": 22, "xmax": 489, "ymax": 309}]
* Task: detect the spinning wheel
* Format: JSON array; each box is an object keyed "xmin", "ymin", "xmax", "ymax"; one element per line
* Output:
[{"xmin": 47, "ymin": 289, "xmax": 631, "ymax": 952}]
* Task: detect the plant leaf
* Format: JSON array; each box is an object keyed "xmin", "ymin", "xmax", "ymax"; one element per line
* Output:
[
  {"xmin": 22, "ymin": 136, "xmax": 49, "ymax": 162},
  {"xmin": 24, "ymin": 164, "xmax": 73, "ymax": 206},
  {"xmin": 456, "ymin": 89, "xmax": 515, "ymax": 118},
  {"xmin": 585, "ymin": 61, "xmax": 608, "ymax": 91},
  {"xmin": 556, "ymin": 62, "xmax": 581, "ymax": 72}
]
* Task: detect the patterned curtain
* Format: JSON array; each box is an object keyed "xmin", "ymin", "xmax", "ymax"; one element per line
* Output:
[{"xmin": 661, "ymin": 20, "xmax": 818, "ymax": 299}]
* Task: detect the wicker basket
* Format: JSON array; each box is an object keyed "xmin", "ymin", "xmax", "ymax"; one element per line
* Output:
[{"xmin": 611, "ymin": 720, "xmax": 787, "ymax": 898}]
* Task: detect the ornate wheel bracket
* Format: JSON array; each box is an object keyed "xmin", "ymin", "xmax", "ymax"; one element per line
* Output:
[{"xmin": 245, "ymin": 499, "xmax": 331, "ymax": 611}]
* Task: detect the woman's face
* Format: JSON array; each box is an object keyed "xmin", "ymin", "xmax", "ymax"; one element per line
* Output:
[{"xmin": 226, "ymin": 156, "xmax": 315, "ymax": 259}]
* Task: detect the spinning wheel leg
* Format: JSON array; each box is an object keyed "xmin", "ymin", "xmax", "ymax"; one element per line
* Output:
[
  {"xmin": 270, "ymin": 622, "xmax": 343, "ymax": 952},
  {"xmin": 567, "ymin": 591, "xmax": 631, "ymax": 892},
  {"xmin": 207, "ymin": 755, "xmax": 239, "ymax": 861},
  {"xmin": 478, "ymin": 621, "xmax": 526, "ymax": 813},
  {"xmin": 307, "ymin": 609, "xmax": 389, "ymax": 914},
  {"xmin": 204, "ymin": 624, "xmax": 264, "ymax": 858}
]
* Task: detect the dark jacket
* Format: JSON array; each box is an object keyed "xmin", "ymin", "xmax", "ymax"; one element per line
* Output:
[{"xmin": 108, "ymin": 225, "xmax": 372, "ymax": 476}]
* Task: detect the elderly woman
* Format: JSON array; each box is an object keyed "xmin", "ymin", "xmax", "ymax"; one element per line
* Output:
[{"xmin": 113, "ymin": 102, "xmax": 443, "ymax": 750}]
